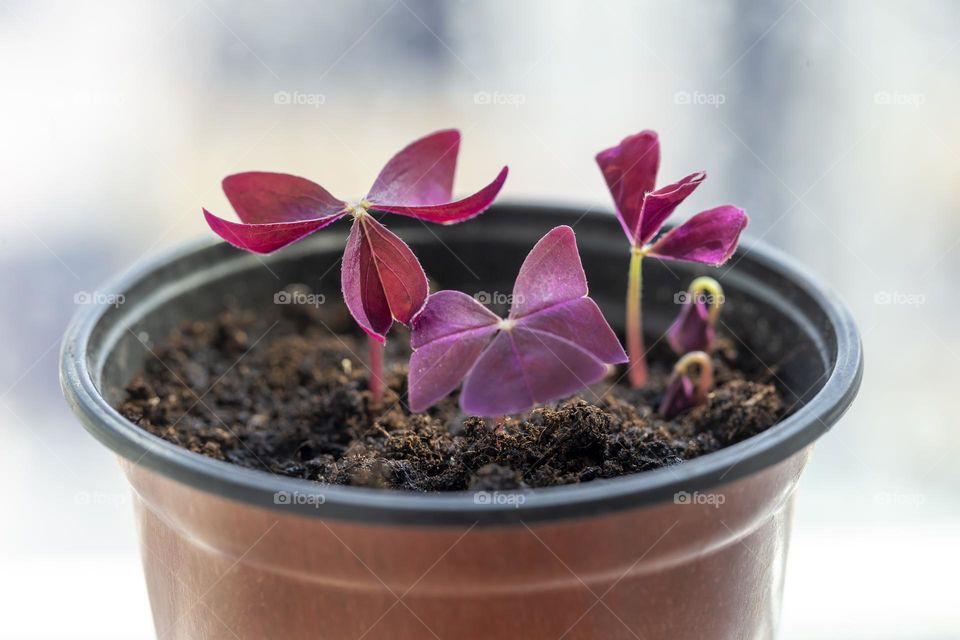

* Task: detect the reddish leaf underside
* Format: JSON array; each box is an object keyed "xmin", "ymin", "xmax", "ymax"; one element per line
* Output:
[
  {"xmin": 595, "ymin": 130, "xmax": 660, "ymax": 244},
  {"xmin": 222, "ymin": 172, "xmax": 347, "ymax": 223},
  {"xmin": 647, "ymin": 205, "xmax": 748, "ymax": 265},
  {"xmin": 637, "ymin": 171, "xmax": 706, "ymax": 245},
  {"xmin": 370, "ymin": 166, "xmax": 508, "ymax": 224},
  {"xmin": 202, "ymin": 129, "xmax": 509, "ymax": 339},
  {"xmin": 342, "ymin": 215, "xmax": 428, "ymax": 342},
  {"xmin": 366, "ymin": 129, "xmax": 460, "ymax": 206},
  {"xmin": 203, "ymin": 208, "xmax": 347, "ymax": 254}
]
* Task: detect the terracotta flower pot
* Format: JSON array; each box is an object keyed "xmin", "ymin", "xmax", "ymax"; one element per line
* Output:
[{"xmin": 61, "ymin": 204, "xmax": 862, "ymax": 639}]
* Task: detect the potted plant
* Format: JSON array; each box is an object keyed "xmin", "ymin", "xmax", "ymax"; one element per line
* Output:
[{"xmin": 61, "ymin": 129, "xmax": 862, "ymax": 640}]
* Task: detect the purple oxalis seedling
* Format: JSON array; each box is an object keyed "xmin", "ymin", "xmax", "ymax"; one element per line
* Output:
[
  {"xmin": 658, "ymin": 351, "xmax": 714, "ymax": 419},
  {"xmin": 203, "ymin": 129, "xmax": 508, "ymax": 406},
  {"xmin": 667, "ymin": 276, "xmax": 724, "ymax": 355},
  {"xmin": 408, "ymin": 226, "xmax": 628, "ymax": 417},
  {"xmin": 596, "ymin": 130, "xmax": 748, "ymax": 388}
]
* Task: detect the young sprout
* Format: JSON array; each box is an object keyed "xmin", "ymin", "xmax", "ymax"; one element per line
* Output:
[
  {"xmin": 202, "ymin": 129, "xmax": 508, "ymax": 406},
  {"xmin": 658, "ymin": 351, "xmax": 714, "ymax": 419},
  {"xmin": 595, "ymin": 130, "xmax": 747, "ymax": 388},
  {"xmin": 667, "ymin": 276, "xmax": 724, "ymax": 355},
  {"xmin": 408, "ymin": 226, "xmax": 627, "ymax": 416}
]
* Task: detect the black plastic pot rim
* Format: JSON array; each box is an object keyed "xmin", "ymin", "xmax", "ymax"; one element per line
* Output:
[{"xmin": 60, "ymin": 203, "xmax": 863, "ymax": 527}]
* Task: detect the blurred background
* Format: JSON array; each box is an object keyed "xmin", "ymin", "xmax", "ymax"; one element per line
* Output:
[{"xmin": 1, "ymin": 0, "xmax": 957, "ymax": 637}]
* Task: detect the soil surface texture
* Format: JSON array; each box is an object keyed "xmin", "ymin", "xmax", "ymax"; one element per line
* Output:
[{"xmin": 117, "ymin": 303, "xmax": 785, "ymax": 491}]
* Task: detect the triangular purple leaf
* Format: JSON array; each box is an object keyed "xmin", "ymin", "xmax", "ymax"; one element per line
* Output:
[
  {"xmin": 647, "ymin": 206, "xmax": 748, "ymax": 265},
  {"xmin": 408, "ymin": 226, "xmax": 627, "ymax": 416}
]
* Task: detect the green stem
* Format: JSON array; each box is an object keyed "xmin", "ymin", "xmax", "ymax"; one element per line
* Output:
[
  {"xmin": 368, "ymin": 335, "xmax": 384, "ymax": 409},
  {"xmin": 626, "ymin": 249, "xmax": 647, "ymax": 388}
]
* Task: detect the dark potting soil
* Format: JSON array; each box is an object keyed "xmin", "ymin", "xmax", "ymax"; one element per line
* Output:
[{"xmin": 117, "ymin": 303, "xmax": 786, "ymax": 491}]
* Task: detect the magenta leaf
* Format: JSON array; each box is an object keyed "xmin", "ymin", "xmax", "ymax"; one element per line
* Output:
[
  {"xmin": 658, "ymin": 374, "xmax": 696, "ymax": 419},
  {"xmin": 410, "ymin": 290, "xmax": 500, "ymax": 349},
  {"xmin": 342, "ymin": 215, "xmax": 428, "ymax": 342},
  {"xmin": 508, "ymin": 225, "xmax": 588, "ymax": 318},
  {"xmin": 408, "ymin": 226, "xmax": 627, "ymax": 416},
  {"xmin": 370, "ymin": 166, "xmax": 508, "ymax": 224},
  {"xmin": 202, "ymin": 129, "xmax": 508, "ymax": 340},
  {"xmin": 367, "ymin": 129, "xmax": 460, "ymax": 206},
  {"xmin": 408, "ymin": 292, "xmax": 500, "ymax": 412},
  {"xmin": 637, "ymin": 171, "xmax": 706, "ymax": 245},
  {"xmin": 461, "ymin": 327, "xmax": 612, "ymax": 416},
  {"xmin": 666, "ymin": 297, "xmax": 714, "ymax": 355},
  {"xmin": 596, "ymin": 130, "xmax": 660, "ymax": 243},
  {"xmin": 203, "ymin": 208, "xmax": 347, "ymax": 254},
  {"xmin": 647, "ymin": 206, "xmax": 748, "ymax": 265},
  {"xmin": 222, "ymin": 172, "xmax": 347, "ymax": 223},
  {"xmin": 519, "ymin": 298, "xmax": 626, "ymax": 365}
]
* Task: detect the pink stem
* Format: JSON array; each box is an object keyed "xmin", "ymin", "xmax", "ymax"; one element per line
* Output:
[{"xmin": 368, "ymin": 335, "xmax": 384, "ymax": 409}]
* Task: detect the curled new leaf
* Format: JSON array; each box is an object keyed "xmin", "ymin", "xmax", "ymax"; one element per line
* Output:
[
  {"xmin": 658, "ymin": 351, "xmax": 714, "ymax": 418},
  {"xmin": 409, "ymin": 226, "xmax": 627, "ymax": 416},
  {"xmin": 203, "ymin": 129, "xmax": 509, "ymax": 340},
  {"xmin": 667, "ymin": 277, "xmax": 724, "ymax": 355}
]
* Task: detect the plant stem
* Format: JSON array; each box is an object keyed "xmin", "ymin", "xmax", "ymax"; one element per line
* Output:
[
  {"xmin": 368, "ymin": 335, "xmax": 384, "ymax": 409},
  {"xmin": 626, "ymin": 248, "xmax": 647, "ymax": 388}
]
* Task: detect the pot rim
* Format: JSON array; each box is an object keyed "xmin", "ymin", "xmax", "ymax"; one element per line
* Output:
[{"xmin": 60, "ymin": 203, "xmax": 863, "ymax": 526}]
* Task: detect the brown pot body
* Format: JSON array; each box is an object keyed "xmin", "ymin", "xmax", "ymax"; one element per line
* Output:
[{"xmin": 123, "ymin": 447, "xmax": 808, "ymax": 640}]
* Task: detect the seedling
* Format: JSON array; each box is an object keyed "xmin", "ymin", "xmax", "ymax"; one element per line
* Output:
[
  {"xmin": 667, "ymin": 276, "xmax": 724, "ymax": 355},
  {"xmin": 595, "ymin": 130, "xmax": 747, "ymax": 388},
  {"xmin": 658, "ymin": 351, "xmax": 714, "ymax": 418},
  {"xmin": 408, "ymin": 226, "xmax": 627, "ymax": 416},
  {"xmin": 203, "ymin": 129, "xmax": 508, "ymax": 405}
]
